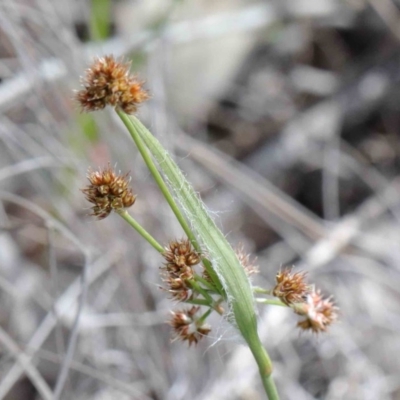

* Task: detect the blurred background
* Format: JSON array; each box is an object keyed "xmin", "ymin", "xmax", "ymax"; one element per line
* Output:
[{"xmin": 1, "ymin": 0, "xmax": 400, "ymax": 399}]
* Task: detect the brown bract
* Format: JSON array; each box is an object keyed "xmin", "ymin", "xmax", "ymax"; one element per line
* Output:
[
  {"xmin": 76, "ymin": 55, "xmax": 149, "ymax": 114},
  {"xmin": 273, "ymin": 268, "xmax": 309, "ymax": 305},
  {"xmin": 296, "ymin": 290, "xmax": 338, "ymax": 333},
  {"xmin": 169, "ymin": 306, "xmax": 211, "ymax": 346},
  {"xmin": 82, "ymin": 165, "xmax": 136, "ymax": 219}
]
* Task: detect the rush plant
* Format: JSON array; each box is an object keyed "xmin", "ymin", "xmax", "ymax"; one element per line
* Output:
[{"xmin": 77, "ymin": 55, "xmax": 338, "ymax": 399}]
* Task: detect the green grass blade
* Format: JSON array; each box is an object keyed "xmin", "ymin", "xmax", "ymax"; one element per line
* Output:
[
  {"xmin": 90, "ymin": 0, "xmax": 111, "ymax": 41},
  {"xmin": 129, "ymin": 117, "xmax": 255, "ymax": 333},
  {"xmin": 123, "ymin": 115, "xmax": 279, "ymax": 399}
]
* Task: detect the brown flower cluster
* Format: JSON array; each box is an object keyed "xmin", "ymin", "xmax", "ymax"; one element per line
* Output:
[
  {"xmin": 201, "ymin": 245, "xmax": 258, "ymax": 283},
  {"xmin": 273, "ymin": 268, "xmax": 309, "ymax": 305},
  {"xmin": 162, "ymin": 240, "xmax": 213, "ymax": 344},
  {"xmin": 82, "ymin": 165, "xmax": 136, "ymax": 219},
  {"xmin": 272, "ymin": 268, "xmax": 337, "ymax": 333},
  {"xmin": 235, "ymin": 244, "xmax": 259, "ymax": 276},
  {"xmin": 296, "ymin": 290, "xmax": 338, "ymax": 333},
  {"xmin": 161, "ymin": 239, "xmax": 201, "ymax": 301},
  {"xmin": 76, "ymin": 55, "xmax": 149, "ymax": 114},
  {"xmin": 164, "ymin": 239, "xmax": 201, "ymax": 272},
  {"xmin": 169, "ymin": 306, "xmax": 211, "ymax": 346}
]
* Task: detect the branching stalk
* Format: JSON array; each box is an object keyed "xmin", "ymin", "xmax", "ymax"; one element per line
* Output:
[
  {"xmin": 117, "ymin": 210, "xmax": 164, "ymax": 253},
  {"xmin": 256, "ymin": 298, "xmax": 288, "ymax": 307},
  {"xmin": 117, "ymin": 110, "xmax": 200, "ymax": 252},
  {"xmin": 125, "ymin": 114, "xmax": 280, "ymax": 399}
]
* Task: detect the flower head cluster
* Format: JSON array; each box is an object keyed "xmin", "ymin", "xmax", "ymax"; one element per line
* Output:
[
  {"xmin": 161, "ymin": 239, "xmax": 201, "ymax": 301},
  {"xmin": 235, "ymin": 244, "xmax": 259, "ymax": 276},
  {"xmin": 273, "ymin": 268, "xmax": 310, "ymax": 305},
  {"xmin": 76, "ymin": 55, "xmax": 149, "ymax": 114},
  {"xmin": 296, "ymin": 290, "xmax": 338, "ymax": 333},
  {"xmin": 82, "ymin": 165, "xmax": 136, "ymax": 219},
  {"xmin": 169, "ymin": 306, "xmax": 211, "ymax": 346},
  {"xmin": 271, "ymin": 268, "xmax": 338, "ymax": 333},
  {"xmin": 163, "ymin": 239, "xmax": 201, "ymax": 272}
]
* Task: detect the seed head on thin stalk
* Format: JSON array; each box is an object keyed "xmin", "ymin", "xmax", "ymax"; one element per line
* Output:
[
  {"xmin": 76, "ymin": 55, "xmax": 149, "ymax": 114},
  {"xmin": 272, "ymin": 268, "xmax": 310, "ymax": 306},
  {"xmin": 295, "ymin": 289, "xmax": 338, "ymax": 333},
  {"xmin": 163, "ymin": 239, "xmax": 201, "ymax": 272},
  {"xmin": 162, "ymin": 274, "xmax": 194, "ymax": 302},
  {"xmin": 81, "ymin": 164, "xmax": 136, "ymax": 219},
  {"xmin": 161, "ymin": 239, "xmax": 201, "ymax": 301},
  {"xmin": 169, "ymin": 306, "xmax": 211, "ymax": 346}
]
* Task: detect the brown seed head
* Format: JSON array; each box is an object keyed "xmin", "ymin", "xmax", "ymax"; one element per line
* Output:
[
  {"xmin": 161, "ymin": 273, "xmax": 193, "ymax": 302},
  {"xmin": 76, "ymin": 55, "xmax": 149, "ymax": 114},
  {"xmin": 273, "ymin": 268, "xmax": 310, "ymax": 305},
  {"xmin": 82, "ymin": 164, "xmax": 136, "ymax": 219},
  {"xmin": 163, "ymin": 239, "xmax": 201, "ymax": 274},
  {"xmin": 296, "ymin": 290, "xmax": 338, "ymax": 333},
  {"xmin": 235, "ymin": 244, "xmax": 259, "ymax": 276},
  {"xmin": 169, "ymin": 306, "xmax": 211, "ymax": 346},
  {"xmin": 161, "ymin": 239, "xmax": 200, "ymax": 301}
]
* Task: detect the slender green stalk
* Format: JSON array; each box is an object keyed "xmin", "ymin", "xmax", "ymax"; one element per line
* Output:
[
  {"xmin": 247, "ymin": 339, "xmax": 279, "ymax": 400},
  {"xmin": 201, "ymin": 258, "xmax": 224, "ymax": 295},
  {"xmin": 188, "ymin": 280, "xmax": 214, "ymax": 306},
  {"xmin": 117, "ymin": 211, "xmax": 225, "ymax": 314},
  {"xmin": 117, "ymin": 210, "xmax": 164, "ymax": 253},
  {"xmin": 187, "ymin": 280, "xmax": 224, "ymax": 315},
  {"xmin": 118, "ymin": 110, "xmax": 224, "ymax": 296},
  {"xmin": 185, "ymin": 298, "xmax": 211, "ymax": 306},
  {"xmin": 193, "ymin": 274, "xmax": 218, "ymax": 292},
  {"xmin": 264, "ymin": 375, "xmax": 280, "ymax": 400},
  {"xmin": 117, "ymin": 110, "xmax": 200, "ymax": 252},
  {"xmin": 197, "ymin": 308, "xmax": 212, "ymax": 325},
  {"xmin": 124, "ymin": 113, "xmax": 224, "ymax": 296},
  {"xmin": 253, "ymin": 287, "xmax": 272, "ymax": 295},
  {"xmin": 256, "ymin": 298, "xmax": 287, "ymax": 307}
]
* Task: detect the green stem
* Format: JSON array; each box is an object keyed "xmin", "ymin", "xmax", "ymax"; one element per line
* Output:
[
  {"xmin": 202, "ymin": 257, "xmax": 224, "ymax": 295},
  {"xmin": 256, "ymin": 298, "xmax": 287, "ymax": 307},
  {"xmin": 188, "ymin": 279, "xmax": 214, "ymax": 304},
  {"xmin": 253, "ymin": 287, "xmax": 272, "ymax": 295},
  {"xmin": 264, "ymin": 375, "xmax": 280, "ymax": 400},
  {"xmin": 122, "ymin": 113, "xmax": 225, "ymax": 297},
  {"xmin": 117, "ymin": 211, "xmax": 226, "ymax": 311},
  {"xmin": 196, "ymin": 308, "xmax": 212, "ymax": 325},
  {"xmin": 117, "ymin": 210, "xmax": 164, "ymax": 253},
  {"xmin": 193, "ymin": 274, "xmax": 218, "ymax": 292},
  {"xmin": 117, "ymin": 110, "xmax": 200, "ymax": 252},
  {"xmin": 247, "ymin": 339, "xmax": 280, "ymax": 400},
  {"xmin": 188, "ymin": 280, "xmax": 223, "ymax": 315},
  {"xmin": 185, "ymin": 298, "xmax": 211, "ymax": 306}
]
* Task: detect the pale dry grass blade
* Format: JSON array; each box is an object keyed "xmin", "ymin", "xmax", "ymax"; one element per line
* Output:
[{"xmin": 0, "ymin": 327, "xmax": 54, "ymax": 400}]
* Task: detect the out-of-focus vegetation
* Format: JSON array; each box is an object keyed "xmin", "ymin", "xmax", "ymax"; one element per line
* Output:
[{"xmin": 1, "ymin": 1, "xmax": 400, "ymax": 399}]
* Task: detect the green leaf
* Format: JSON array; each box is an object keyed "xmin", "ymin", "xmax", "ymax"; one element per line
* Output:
[
  {"xmin": 128, "ymin": 116, "xmax": 258, "ymax": 342},
  {"xmin": 90, "ymin": 0, "xmax": 111, "ymax": 41},
  {"xmin": 118, "ymin": 113, "xmax": 279, "ymax": 398}
]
